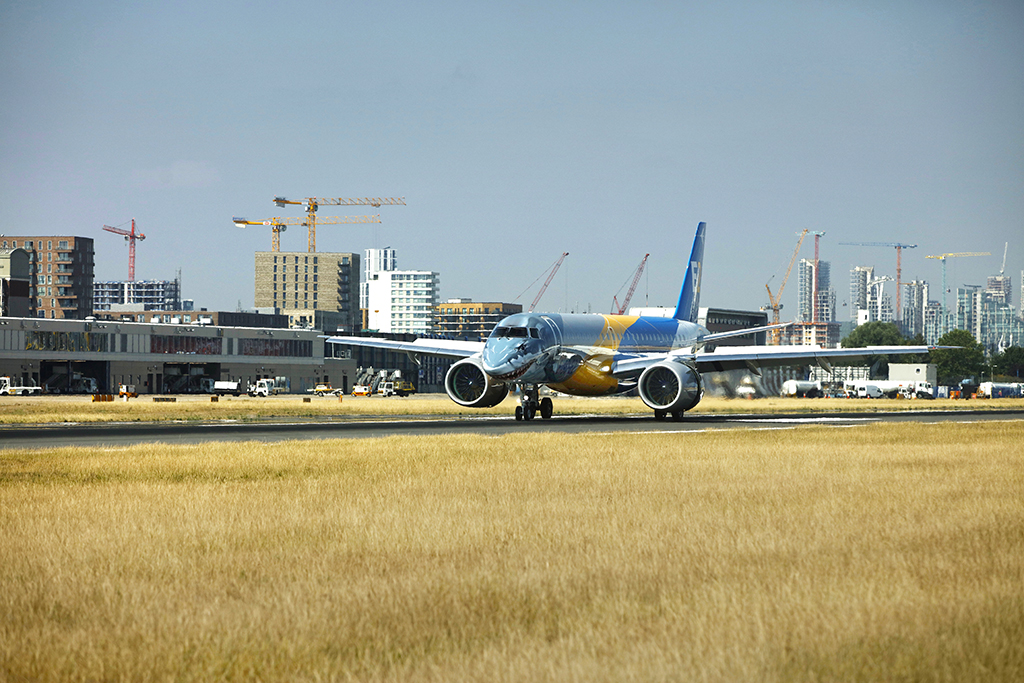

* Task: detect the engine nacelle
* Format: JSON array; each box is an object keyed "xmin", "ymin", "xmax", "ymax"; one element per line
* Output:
[
  {"xmin": 638, "ymin": 361, "xmax": 703, "ymax": 412},
  {"xmin": 444, "ymin": 357, "xmax": 510, "ymax": 408}
]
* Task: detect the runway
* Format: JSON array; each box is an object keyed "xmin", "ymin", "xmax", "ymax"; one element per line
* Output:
[{"xmin": 2, "ymin": 409, "xmax": 1022, "ymax": 449}]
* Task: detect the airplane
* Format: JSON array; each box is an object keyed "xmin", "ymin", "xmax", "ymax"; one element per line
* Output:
[{"xmin": 328, "ymin": 222, "xmax": 941, "ymax": 421}]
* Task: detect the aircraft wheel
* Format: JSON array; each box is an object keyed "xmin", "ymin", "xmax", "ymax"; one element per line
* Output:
[
  {"xmin": 523, "ymin": 403, "xmax": 536, "ymax": 421},
  {"xmin": 540, "ymin": 397, "xmax": 553, "ymax": 419},
  {"xmin": 654, "ymin": 409, "xmax": 667, "ymax": 420},
  {"xmin": 672, "ymin": 410, "xmax": 685, "ymax": 421},
  {"xmin": 515, "ymin": 406, "xmax": 523, "ymax": 421}
]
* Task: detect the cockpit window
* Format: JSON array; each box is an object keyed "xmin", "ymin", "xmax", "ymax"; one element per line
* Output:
[{"xmin": 490, "ymin": 326, "xmax": 534, "ymax": 338}]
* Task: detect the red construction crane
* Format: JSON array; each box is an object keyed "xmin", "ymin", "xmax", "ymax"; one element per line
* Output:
[
  {"xmin": 612, "ymin": 254, "xmax": 649, "ymax": 314},
  {"xmin": 839, "ymin": 240, "xmax": 918, "ymax": 324},
  {"xmin": 515, "ymin": 252, "xmax": 569, "ymax": 312},
  {"xmin": 102, "ymin": 218, "xmax": 146, "ymax": 281}
]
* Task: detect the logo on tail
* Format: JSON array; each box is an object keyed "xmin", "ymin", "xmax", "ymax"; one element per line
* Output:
[{"xmin": 673, "ymin": 222, "xmax": 706, "ymax": 323}]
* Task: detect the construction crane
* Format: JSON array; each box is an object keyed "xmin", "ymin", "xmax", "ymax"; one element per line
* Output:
[
  {"xmin": 233, "ymin": 215, "xmax": 381, "ymax": 252},
  {"xmin": 924, "ymin": 251, "xmax": 990, "ymax": 335},
  {"xmin": 102, "ymin": 218, "xmax": 146, "ymax": 281},
  {"xmin": 273, "ymin": 196, "xmax": 406, "ymax": 252},
  {"xmin": 838, "ymin": 241, "xmax": 918, "ymax": 324},
  {"xmin": 611, "ymin": 254, "xmax": 649, "ymax": 314},
  {"xmin": 762, "ymin": 229, "xmax": 808, "ymax": 344},
  {"xmin": 515, "ymin": 252, "xmax": 569, "ymax": 312}
]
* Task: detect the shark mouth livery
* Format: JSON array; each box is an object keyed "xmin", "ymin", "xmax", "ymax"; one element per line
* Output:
[{"xmin": 329, "ymin": 222, "xmax": 943, "ymax": 422}]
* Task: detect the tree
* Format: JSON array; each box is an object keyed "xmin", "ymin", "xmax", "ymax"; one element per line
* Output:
[
  {"xmin": 993, "ymin": 346, "xmax": 1024, "ymax": 380},
  {"xmin": 840, "ymin": 321, "xmax": 927, "ymax": 376},
  {"xmin": 840, "ymin": 321, "xmax": 905, "ymax": 348},
  {"xmin": 930, "ymin": 330, "xmax": 986, "ymax": 385}
]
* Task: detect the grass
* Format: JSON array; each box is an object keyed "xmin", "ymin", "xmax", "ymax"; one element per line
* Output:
[
  {"xmin": 1, "ymin": 421, "xmax": 1022, "ymax": 681},
  {"xmin": 1, "ymin": 393, "xmax": 1023, "ymax": 424}
]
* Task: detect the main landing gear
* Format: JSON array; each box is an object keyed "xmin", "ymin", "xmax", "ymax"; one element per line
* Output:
[
  {"xmin": 514, "ymin": 385, "xmax": 553, "ymax": 421},
  {"xmin": 653, "ymin": 409, "xmax": 686, "ymax": 421}
]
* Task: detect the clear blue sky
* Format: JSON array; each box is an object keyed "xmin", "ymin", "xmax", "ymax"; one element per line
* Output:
[{"xmin": 2, "ymin": 1, "xmax": 1022, "ymax": 317}]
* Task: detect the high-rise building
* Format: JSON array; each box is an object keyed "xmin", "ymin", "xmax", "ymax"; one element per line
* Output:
[
  {"xmin": 901, "ymin": 279, "xmax": 929, "ymax": 338},
  {"xmin": 0, "ymin": 236, "xmax": 94, "ymax": 319},
  {"xmin": 849, "ymin": 266, "xmax": 874, "ymax": 322},
  {"xmin": 365, "ymin": 269, "xmax": 440, "ymax": 334},
  {"xmin": 254, "ymin": 251, "xmax": 361, "ymax": 332},
  {"xmin": 798, "ymin": 259, "xmax": 833, "ymax": 323},
  {"xmin": 361, "ymin": 247, "xmax": 397, "ymax": 310},
  {"xmin": 93, "ymin": 279, "xmax": 181, "ymax": 311},
  {"xmin": 985, "ymin": 274, "xmax": 1012, "ymax": 307}
]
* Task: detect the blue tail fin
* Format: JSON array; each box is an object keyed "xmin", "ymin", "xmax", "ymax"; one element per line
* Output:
[{"xmin": 673, "ymin": 222, "xmax": 706, "ymax": 322}]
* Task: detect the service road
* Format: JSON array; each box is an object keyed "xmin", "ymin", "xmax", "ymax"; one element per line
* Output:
[{"xmin": 2, "ymin": 409, "xmax": 1022, "ymax": 449}]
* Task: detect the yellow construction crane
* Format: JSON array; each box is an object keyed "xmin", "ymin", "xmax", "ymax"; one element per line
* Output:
[
  {"xmin": 273, "ymin": 196, "xmax": 406, "ymax": 252},
  {"xmin": 233, "ymin": 215, "xmax": 381, "ymax": 252},
  {"xmin": 925, "ymin": 251, "xmax": 991, "ymax": 335},
  {"xmin": 762, "ymin": 229, "xmax": 808, "ymax": 344}
]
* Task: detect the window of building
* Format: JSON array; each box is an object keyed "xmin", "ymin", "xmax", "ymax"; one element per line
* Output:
[{"xmin": 58, "ymin": 240, "xmax": 69, "ymax": 249}]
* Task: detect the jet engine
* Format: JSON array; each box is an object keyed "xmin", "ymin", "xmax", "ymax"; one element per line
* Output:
[
  {"xmin": 444, "ymin": 357, "xmax": 509, "ymax": 408},
  {"xmin": 637, "ymin": 360, "xmax": 703, "ymax": 412}
]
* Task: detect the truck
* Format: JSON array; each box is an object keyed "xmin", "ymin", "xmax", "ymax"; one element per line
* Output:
[
  {"xmin": 844, "ymin": 379, "xmax": 933, "ymax": 399},
  {"xmin": 376, "ymin": 379, "xmax": 415, "ymax": 397},
  {"xmin": 780, "ymin": 380, "xmax": 821, "ymax": 398},
  {"xmin": 0, "ymin": 376, "xmax": 43, "ymax": 396},
  {"xmin": 213, "ymin": 380, "xmax": 246, "ymax": 396},
  {"xmin": 977, "ymin": 382, "xmax": 1024, "ymax": 398},
  {"xmin": 249, "ymin": 378, "xmax": 284, "ymax": 397}
]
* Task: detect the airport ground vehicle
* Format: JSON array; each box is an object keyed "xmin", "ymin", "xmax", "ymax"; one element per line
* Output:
[
  {"xmin": 249, "ymin": 378, "xmax": 286, "ymax": 397},
  {"xmin": 119, "ymin": 384, "xmax": 138, "ymax": 398},
  {"xmin": 308, "ymin": 383, "xmax": 341, "ymax": 396},
  {"xmin": 0, "ymin": 376, "xmax": 43, "ymax": 396},
  {"xmin": 351, "ymin": 385, "xmax": 372, "ymax": 397},
  {"xmin": 378, "ymin": 380, "xmax": 416, "ymax": 397},
  {"xmin": 780, "ymin": 380, "xmax": 821, "ymax": 398},
  {"xmin": 977, "ymin": 381, "xmax": 1024, "ymax": 398},
  {"xmin": 213, "ymin": 380, "xmax": 246, "ymax": 396}
]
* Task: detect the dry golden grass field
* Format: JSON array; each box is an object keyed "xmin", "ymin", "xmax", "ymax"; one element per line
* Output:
[
  {"xmin": 1, "ymin": 393, "xmax": 1023, "ymax": 424},
  {"xmin": 2, "ymin": 421, "xmax": 1022, "ymax": 681}
]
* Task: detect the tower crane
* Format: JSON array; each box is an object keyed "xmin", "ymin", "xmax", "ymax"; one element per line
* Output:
[
  {"xmin": 611, "ymin": 254, "xmax": 649, "ymax": 314},
  {"xmin": 273, "ymin": 196, "xmax": 406, "ymax": 252},
  {"xmin": 762, "ymin": 229, "xmax": 808, "ymax": 344},
  {"xmin": 838, "ymin": 241, "xmax": 917, "ymax": 324},
  {"xmin": 924, "ymin": 251, "xmax": 990, "ymax": 335},
  {"xmin": 233, "ymin": 215, "xmax": 381, "ymax": 252},
  {"xmin": 102, "ymin": 219, "xmax": 146, "ymax": 281}
]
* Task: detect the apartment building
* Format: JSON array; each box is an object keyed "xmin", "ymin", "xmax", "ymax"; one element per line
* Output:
[{"xmin": 0, "ymin": 236, "xmax": 95, "ymax": 319}]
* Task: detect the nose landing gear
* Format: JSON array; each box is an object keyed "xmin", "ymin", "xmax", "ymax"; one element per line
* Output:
[{"xmin": 514, "ymin": 385, "xmax": 554, "ymax": 421}]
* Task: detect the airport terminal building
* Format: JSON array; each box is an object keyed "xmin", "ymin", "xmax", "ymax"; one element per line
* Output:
[{"xmin": 0, "ymin": 316, "xmax": 356, "ymax": 394}]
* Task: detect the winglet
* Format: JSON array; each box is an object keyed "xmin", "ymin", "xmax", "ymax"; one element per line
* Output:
[{"xmin": 673, "ymin": 222, "xmax": 706, "ymax": 322}]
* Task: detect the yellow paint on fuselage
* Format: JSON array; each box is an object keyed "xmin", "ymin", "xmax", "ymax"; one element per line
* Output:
[
  {"xmin": 594, "ymin": 315, "xmax": 638, "ymax": 351},
  {"xmin": 547, "ymin": 353, "xmax": 619, "ymax": 396}
]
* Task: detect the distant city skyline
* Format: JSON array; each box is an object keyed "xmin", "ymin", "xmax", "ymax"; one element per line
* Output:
[{"xmin": 2, "ymin": 2, "xmax": 1021, "ymax": 316}]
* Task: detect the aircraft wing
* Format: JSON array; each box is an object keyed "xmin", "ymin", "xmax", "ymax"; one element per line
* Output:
[
  {"xmin": 612, "ymin": 344, "xmax": 936, "ymax": 378},
  {"xmin": 691, "ymin": 344, "xmax": 936, "ymax": 374},
  {"xmin": 326, "ymin": 336, "xmax": 484, "ymax": 359}
]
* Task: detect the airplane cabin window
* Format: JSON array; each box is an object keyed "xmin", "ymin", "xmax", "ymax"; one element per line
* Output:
[
  {"xmin": 491, "ymin": 327, "xmax": 510, "ymax": 337},
  {"xmin": 529, "ymin": 328, "xmax": 540, "ymax": 338},
  {"xmin": 509, "ymin": 327, "xmax": 528, "ymax": 337}
]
